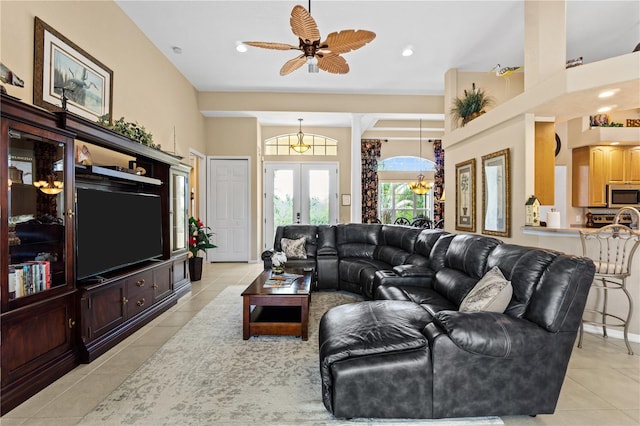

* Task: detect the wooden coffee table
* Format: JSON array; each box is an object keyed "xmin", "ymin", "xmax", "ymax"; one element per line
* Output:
[{"xmin": 242, "ymin": 268, "xmax": 313, "ymax": 340}]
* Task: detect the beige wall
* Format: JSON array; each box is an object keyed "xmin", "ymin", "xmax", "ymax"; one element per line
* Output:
[{"xmin": 1, "ymin": 0, "xmax": 205, "ymax": 159}]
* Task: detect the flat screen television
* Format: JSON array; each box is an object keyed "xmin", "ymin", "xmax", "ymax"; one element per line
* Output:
[{"xmin": 76, "ymin": 187, "xmax": 163, "ymax": 280}]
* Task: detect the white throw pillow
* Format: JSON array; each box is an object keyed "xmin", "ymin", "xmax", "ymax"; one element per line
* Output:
[
  {"xmin": 281, "ymin": 237, "xmax": 307, "ymax": 259},
  {"xmin": 459, "ymin": 266, "xmax": 513, "ymax": 313}
]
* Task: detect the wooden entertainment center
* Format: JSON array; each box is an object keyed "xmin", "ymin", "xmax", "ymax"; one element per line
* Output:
[{"xmin": 1, "ymin": 94, "xmax": 192, "ymax": 414}]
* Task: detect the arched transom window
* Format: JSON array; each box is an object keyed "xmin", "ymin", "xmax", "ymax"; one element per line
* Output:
[{"xmin": 264, "ymin": 134, "xmax": 338, "ymax": 156}]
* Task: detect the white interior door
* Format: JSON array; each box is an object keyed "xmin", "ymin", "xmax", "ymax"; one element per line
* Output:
[
  {"xmin": 207, "ymin": 158, "xmax": 250, "ymax": 262},
  {"xmin": 264, "ymin": 162, "xmax": 338, "ymax": 249}
]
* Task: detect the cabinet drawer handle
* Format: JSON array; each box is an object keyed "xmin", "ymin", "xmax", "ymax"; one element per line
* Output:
[
  {"xmin": 152, "ymin": 282, "xmax": 158, "ymax": 289},
  {"xmin": 122, "ymin": 297, "xmax": 129, "ymax": 305},
  {"xmin": 136, "ymin": 298, "xmax": 146, "ymax": 307},
  {"xmin": 68, "ymin": 318, "xmax": 76, "ymax": 328},
  {"xmin": 136, "ymin": 279, "xmax": 145, "ymax": 287}
]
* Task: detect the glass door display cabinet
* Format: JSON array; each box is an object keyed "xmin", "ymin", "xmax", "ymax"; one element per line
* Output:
[
  {"xmin": 169, "ymin": 163, "xmax": 191, "ymax": 296},
  {"xmin": 1, "ymin": 99, "xmax": 77, "ymax": 415}
]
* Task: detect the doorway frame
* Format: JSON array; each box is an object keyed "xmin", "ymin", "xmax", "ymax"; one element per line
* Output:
[
  {"xmin": 206, "ymin": 156, "xmax": 252, "ymax": 262},
  {"xmin": 263, "ymin": 161, "xmax": 339, "ymax": 250}
]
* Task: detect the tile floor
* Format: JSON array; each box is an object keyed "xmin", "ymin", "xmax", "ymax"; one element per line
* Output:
[{"xmin": 1, "ymin": 262, "xmax": 639, "ymax": 426}]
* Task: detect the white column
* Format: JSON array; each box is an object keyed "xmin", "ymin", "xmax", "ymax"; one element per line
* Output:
[
  {"xmin": 524, "ymin": 0, "xmax": 567, "ymax": 90},
  {"xmin": 350, "ymin": 115, "xmax": 363, "ymax": 223}
]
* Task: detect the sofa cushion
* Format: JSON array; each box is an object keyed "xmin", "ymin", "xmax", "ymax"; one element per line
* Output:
[
  {"xmin": 431, "ymin": 310, "xmax": 548, "ymax": 357},
  {"xmin": 335, "ymin": 223, "xmax": 381, "ymax": 258},
  {"xmin": 486, "ymin": 244, "xmax": 558, "ymax": 319},
  {"xmin": 433, "ymin": 269, "xmax": 480, "ymax": 307},
  {"xmin": 445, "ymin": 234, "xmax": 502, "ymax": 279},
  {"xmin": 459, "ymin": 266, "xmax": 512, "ymax": 313},
  {"xmin": 281, "ymin": 237, "xmax": 307, "ymax": 259},
  {"xmin": 274, "ymin": 225, "xmax": 318, "ymax": 258},
  {"xmin": 339, "ymin": 258, "xmax": 390, "ymax": 289},
  {"xmin": 381, "ymin": 225, "xmax": 423, "ymax": 253},
  {"xmin": 374, "ymin": 245, "xmax": 411, "ymax": 266}
]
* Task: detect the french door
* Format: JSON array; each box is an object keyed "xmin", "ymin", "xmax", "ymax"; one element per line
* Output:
[{"xmin": 263, "ymin": 162, "xmax": 338, "ymax": 249}]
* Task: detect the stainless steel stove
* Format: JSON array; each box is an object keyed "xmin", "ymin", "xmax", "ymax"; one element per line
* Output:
[{"xmin": 587, "ymin": 212, "xmax": 634, "ymax": 228}]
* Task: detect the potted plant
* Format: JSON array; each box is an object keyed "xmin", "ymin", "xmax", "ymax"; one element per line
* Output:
[
  {"xmin": 188, "ymin": 217, "xmax": 217, "ymax": 281},
  {"xmin": 450, "ymin": 83, "xmax": 494, "ymax": 127}
]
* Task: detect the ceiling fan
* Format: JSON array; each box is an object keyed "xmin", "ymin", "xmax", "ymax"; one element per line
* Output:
[{"xmin": 243, "ymin": 2, "xmax": 376, "ymax": 75}]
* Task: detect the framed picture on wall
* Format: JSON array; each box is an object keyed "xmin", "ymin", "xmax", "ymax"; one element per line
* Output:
[
  {"xmin": 455, "ymin": 158, "xmax": 475, "ymax": 232},
  {"xmin": 34, "ymin": 17, "xmax": 113, "ymax": 123},
  {"xmin": 482, "ymin": 148, "xmax": 511, "ymax": 237}
]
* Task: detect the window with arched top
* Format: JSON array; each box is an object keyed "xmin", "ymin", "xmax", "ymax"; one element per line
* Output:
[
  {"xmin": 377, "ymin": 156, "xmax": 435, "ymax": 172},
  {"xmin": 264, "ymin": 134, "xmax": 338, "ymax": 156},
  {"xmin": 377, "ymin": 156, "xmax": 435, "ymax": 224}
]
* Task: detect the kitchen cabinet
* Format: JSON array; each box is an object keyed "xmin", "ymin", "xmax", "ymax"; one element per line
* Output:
[
  {"xmin": 623, "ymin": 146, "xmax": 640, "ymax": 183},
  {"xmin": 534, "ymin": 122, "xmax": 555, "ymax": 205},
  {"xmin": 572, "ymin": 145, "xmax": 640, "ymax": 207}
]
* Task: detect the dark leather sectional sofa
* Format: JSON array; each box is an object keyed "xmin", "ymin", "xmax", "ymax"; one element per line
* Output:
[{"xmin": 262, "ymin": 223, "xmax": 596, "ymax": 420}]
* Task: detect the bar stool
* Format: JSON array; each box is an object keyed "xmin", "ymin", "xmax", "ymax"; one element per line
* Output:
[
  {"xmin": 615, "ymin": 206, "xmax": 640, "ymax": 229},
  {"xmin": 578, "ymin": 224, "xmax": 640, "ymax": 354}
]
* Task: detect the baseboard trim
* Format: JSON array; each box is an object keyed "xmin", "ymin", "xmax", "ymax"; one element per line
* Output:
[{"xmin": 582, "ymin": 323, "xmax": 640, "ymax": 343}]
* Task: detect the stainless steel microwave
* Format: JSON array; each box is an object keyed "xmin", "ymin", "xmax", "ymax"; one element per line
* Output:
[{"xmin": 607, "ymin": 184, "xmax": 640, "ymax": 208}]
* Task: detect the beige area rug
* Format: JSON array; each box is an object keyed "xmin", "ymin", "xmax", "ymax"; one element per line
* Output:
[{"xmin": 79, "ymin": 285, "xmax": 503, "ymax": 426}]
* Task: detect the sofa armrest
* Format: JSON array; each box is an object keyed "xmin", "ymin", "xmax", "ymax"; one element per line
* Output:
[
  {"xmin": 392, "ymin": 264, "xmax": 434, "ymax": 278},
  {"xmin": 428, "ymin": 310, "xmax": 548, "ymax": 357},
  {"xmin": 261, "ymin": 249, "xmax": 274, "ymax": 269}
]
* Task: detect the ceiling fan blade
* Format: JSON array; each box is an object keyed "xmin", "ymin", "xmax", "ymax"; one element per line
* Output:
[
  {"xmin": 317, "ymin": 53, "xmax": 349, "ymax": 74},
  {"xmin": 244, "ymin": 41, "xmax": 298, "ymax": 51},
  {"xmin": 280, "ymin": 54, "xmax": 306, "ymax": 76},
  {"xmin": 321, "ymin": 30, "xmax": 376, "ymax": 54},
  {"xmin": 290, "ymin": 5, "xmax": 320, "ymax": 43}
]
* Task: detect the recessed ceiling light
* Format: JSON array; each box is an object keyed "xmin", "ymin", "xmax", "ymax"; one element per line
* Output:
[
  {"xmin": 611, "ymin": 142, "xmax": 620, "ymax": 145},
  {"xmin": 402, "ymin": 46, "xmax": 413, "ymax": 57},
  {"xmin": 172, "ymin": 46, "xmax": 182, "ymax": 54},
  {"xmin": 236, "ymin": 42, "xmax": 248, "ymax": 53},
  {"xmin": 597, "ymin": 106, "xmax": 613, "ymax": 113},
  {"xmin": 598, "ymin": 89, "xmax": 619, "ymax": 98}
]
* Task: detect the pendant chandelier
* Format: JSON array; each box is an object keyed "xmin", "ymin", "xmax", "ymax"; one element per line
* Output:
[
  {"xmin": 408, "ymin": 119, "xmax": 433, "ymax": 195},
  {"xmin": 291, "ymin": 118, "xmax": 310, "ymax": 153},
  {"xmin": 33, "ymin": 172, "xmax": 63, "ymax": 195}
]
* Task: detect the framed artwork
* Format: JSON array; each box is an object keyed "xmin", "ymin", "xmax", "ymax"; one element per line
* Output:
[
  {"xmin": 481, "ymin": 148, "xmax": 511, "ymax": 237},
  {"xmin": 455, "ymin": 159, "xmax": 475, "ymax": 232},
  {"xmin": 34, "ymin": 17, "xmax": 113, "ymax": 122}
]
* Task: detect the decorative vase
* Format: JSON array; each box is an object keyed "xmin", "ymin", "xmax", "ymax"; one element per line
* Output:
[
  {"xmin": 189, "ymin": 256, "xmax": 203, "ymax": 281},
  {"xmin": 271, "ymin": 264, "xmax": 285, "ymax": 274}
]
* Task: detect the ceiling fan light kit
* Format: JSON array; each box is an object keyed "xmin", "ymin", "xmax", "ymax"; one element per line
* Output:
[{"xmin": 244, "ymin": 3, "xmax": 375, "ymax": 75}]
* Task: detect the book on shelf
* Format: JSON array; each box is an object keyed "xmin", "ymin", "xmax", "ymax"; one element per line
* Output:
[{"xmin": 7, "ymin": 260, "xmax": 51, "ymax": 299}]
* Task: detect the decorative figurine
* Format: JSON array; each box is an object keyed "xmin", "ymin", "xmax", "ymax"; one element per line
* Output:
[{"xmin": 525, "ymin": 195, "xmax": 541, "ymax": 227}]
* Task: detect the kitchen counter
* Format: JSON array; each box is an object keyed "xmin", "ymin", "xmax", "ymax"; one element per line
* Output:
[{"xmin": 521, "ymin": 226, "xmax": 587, "ymax": 237}]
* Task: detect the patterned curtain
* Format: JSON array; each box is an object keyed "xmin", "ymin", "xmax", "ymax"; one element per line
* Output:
[
  {"xmin": 432, "ymin": 139, "xmax": 445, "ymax": 223},
  {"xmin": 361, "ymin": 139, "xmax": 382, "ymax": 223}
]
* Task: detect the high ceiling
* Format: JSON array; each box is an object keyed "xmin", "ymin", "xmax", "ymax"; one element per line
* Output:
[{"xmin": 116, "ymin": 1, "xmax": 639, "ymax": 134}]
